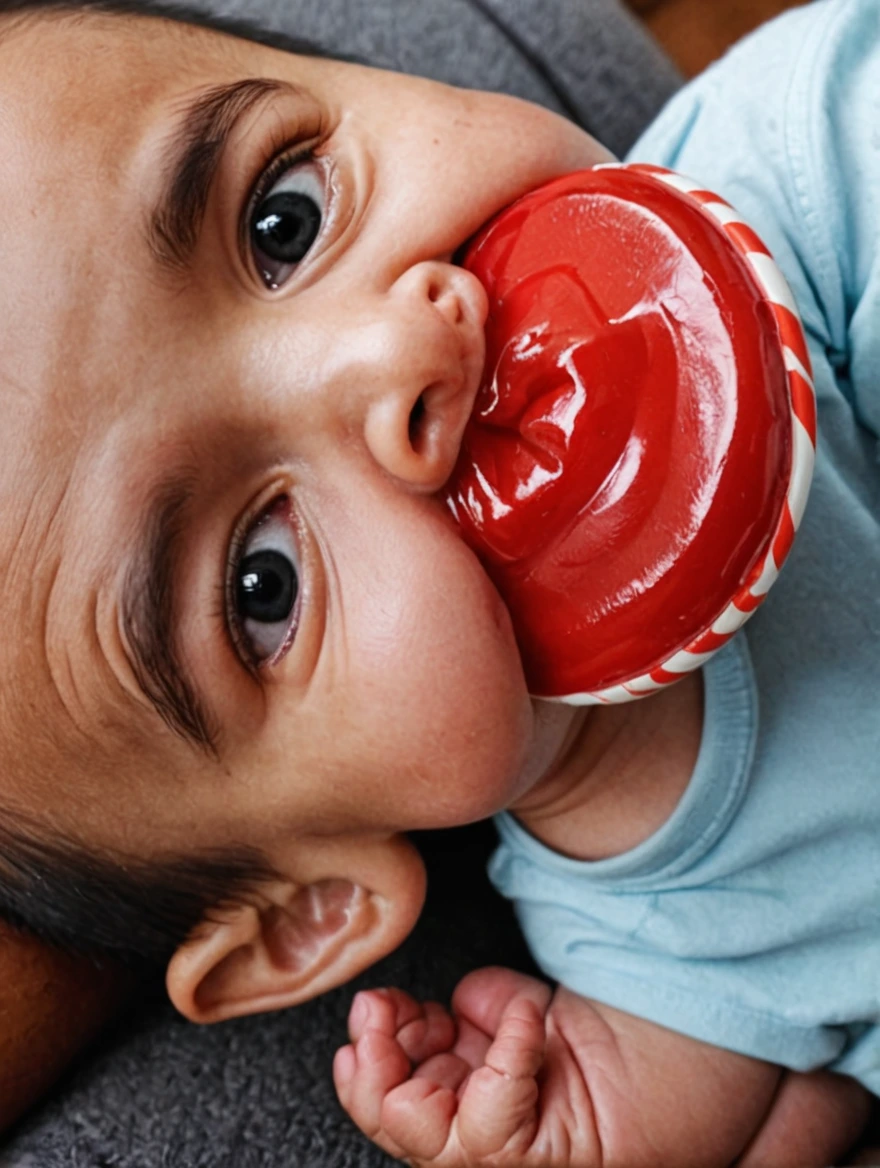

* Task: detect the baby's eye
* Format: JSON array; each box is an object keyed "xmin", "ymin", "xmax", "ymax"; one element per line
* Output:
[
  {"xmin": 230, "ymin": 497, "xmax": 300, "ymax": 666},
  {"xmin": 249, "ymin": 153, "xmax": 326, "ymax": 290}
]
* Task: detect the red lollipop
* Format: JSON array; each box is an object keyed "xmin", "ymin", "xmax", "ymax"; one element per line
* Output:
[{"xmin": 444, "ymin": 164, "xmax": 816, "ymax": 703}]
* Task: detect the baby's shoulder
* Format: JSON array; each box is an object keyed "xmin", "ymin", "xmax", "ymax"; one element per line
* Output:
[
  {"xmin": 631, "ymin": 0, "xmax": 880, "ymax": 439},
  {"xmin": 630, "ymin": 0, "xmax": 880, "ymax": 267}
]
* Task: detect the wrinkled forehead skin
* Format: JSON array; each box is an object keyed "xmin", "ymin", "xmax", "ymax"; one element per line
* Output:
[{"xmin": 0, "ymin": 11, "xmax": 259, "ymax": 833}]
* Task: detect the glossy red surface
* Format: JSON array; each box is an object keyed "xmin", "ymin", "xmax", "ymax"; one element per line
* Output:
[{"xmin": 444, "ymin": 168, "xmax": 792, "ymax": 696}]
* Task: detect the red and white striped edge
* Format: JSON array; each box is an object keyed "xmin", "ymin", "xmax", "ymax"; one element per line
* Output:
[{"xmin": 553, "ymin": 162, "xmax": 817, "ymax": 706}]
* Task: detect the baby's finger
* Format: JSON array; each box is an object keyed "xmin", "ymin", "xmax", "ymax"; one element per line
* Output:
[
  {"xmin": 449, "ymin": 970, "xmax": 551, "ymax": 1076},
  {"xmin": 450, "ymin": 1014, "xmax": 493, "ymax": 1071},
  {"xmin": 381, "ymin": 1077, "xmax": 459, "ymax": 1162},
  {"xmin": 412, "ymin": 1050, "xmax": 472, "ymax": 1094},
  {"xmin": 452, "ymin": 966, "xmax": 553, "ymax": 1038},
  {"xmin": 397, "ymin": 1000, "xmax": 457, "ymax": 1065},
  {"xmin": 332, "ymin": 1044, "xmax": 358, "ymax": 1113},
  {"xmin": 484, "ymin": 992, "xmax": 547, "ymax": 1082},
  {"xmin": 348, "ymin": 987, "xmax": 423, "ymax": 1043},
  {"xmin": 343, "ymin": 1026, "xmax": 413, "ymax": 1140},
  {"xmin": 456, "ymin": 993, "xmax": 546, "ymax": 1159}
]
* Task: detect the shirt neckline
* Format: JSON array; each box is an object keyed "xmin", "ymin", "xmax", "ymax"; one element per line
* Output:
[{"xmin": 495, "ymin": 635, "xmax": 758, "ymax": 885}]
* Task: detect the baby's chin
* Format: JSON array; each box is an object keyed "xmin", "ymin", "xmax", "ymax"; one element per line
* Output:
[
  {"xmin": 441, "ymin": 699, "xmax": 582, "ymax": 827},
  {"xmin": 472, "ymin": 565, "xmax": 581, "ymax": 796},
  {"xmin": 445, "ymin": 648, "xmax": 581, "ymax": 825},
  {"xmin": 388, "ymin": 529, "xmax": 549, "ymax": 826},
  {"xmin": 508, "ymin": 697, "xmax": 584, "ymax": 803}
]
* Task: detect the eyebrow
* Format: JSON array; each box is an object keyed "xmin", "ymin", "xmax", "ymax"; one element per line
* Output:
[
  {"xmin": 121, "ymin": 472, "xmax": 219, "ymax": 756},
  {"xmin": 148, "ymin": 77, "xmax": 288, "ymax": 273}
]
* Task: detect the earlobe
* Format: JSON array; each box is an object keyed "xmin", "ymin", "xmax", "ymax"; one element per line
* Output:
[{"xmin": 165, "ymin": 838, "xmax": 426, "ymax": 1024}]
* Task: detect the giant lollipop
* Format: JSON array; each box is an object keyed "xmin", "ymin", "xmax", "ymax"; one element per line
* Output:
[{"xmin": 444, "ymin": 164, "xmax": 816, "ymax": 703}]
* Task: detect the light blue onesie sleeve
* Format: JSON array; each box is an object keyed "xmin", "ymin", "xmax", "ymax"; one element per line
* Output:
[{"xmin": 490, "ymin": 0, "xmax": 880, "ymax": 1092}]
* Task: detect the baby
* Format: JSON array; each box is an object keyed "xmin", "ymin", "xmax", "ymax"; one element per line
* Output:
[{"xmin": 0, "ymin": 0, "xmax": 877, "ymax": 1165}]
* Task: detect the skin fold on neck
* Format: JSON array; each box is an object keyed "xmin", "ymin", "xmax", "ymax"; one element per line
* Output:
[{"xmin": 511, "ymin": 671, "xmax": 704, "ymax": 862}]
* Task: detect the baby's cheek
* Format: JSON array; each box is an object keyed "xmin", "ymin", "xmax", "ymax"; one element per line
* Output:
[
  {"xmin": 356, "ymin": 565, "xmax": 534, "ymax": 822},
  {"xmin": 312, "ymin": 486, "xmax": 536, "ymax": 823}
]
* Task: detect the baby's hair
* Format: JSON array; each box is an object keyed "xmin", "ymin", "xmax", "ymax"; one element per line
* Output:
[
  {"xmin": 0, "ymin": 0, "xmax": 340, "ymax": 977},
  {"xmin": 0, "ymin": 806, "xmax": 283, "ymax": 975}
]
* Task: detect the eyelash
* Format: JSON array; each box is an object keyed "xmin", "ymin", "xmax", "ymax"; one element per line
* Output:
[
  {"xmin": 221, "ymin": 509, "xmax": 256, "ymax": 671},
  {"xmin": 240, "ymin": 137, "xmax": 321, "ymax": 274},
  {"xmin": 250, "ymin": 142, "xmax": 314, "ymax": 212}
]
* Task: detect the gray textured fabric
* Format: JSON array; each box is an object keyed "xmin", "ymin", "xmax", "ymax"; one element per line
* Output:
[
  {"xmin": 2, "ymin": 828, "xmax": 541, "ymax": 1168},
  {"xmin": 179, "ymin": 0, "xmax": 681, "ymax": 158},
  {"xmin": 0, "ymin": 3, "xmax": 679, "ymax": 1164}
]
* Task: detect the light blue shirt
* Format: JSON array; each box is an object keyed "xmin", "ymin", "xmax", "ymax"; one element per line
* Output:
[{"xmin": 490, "ymin": 0, "xmax": 880, "ymax": 1092}]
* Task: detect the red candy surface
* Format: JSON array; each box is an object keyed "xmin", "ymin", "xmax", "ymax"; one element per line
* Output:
[{"xmin": 444, "ymin": 167, "xmax": 793, "ymax": 698}]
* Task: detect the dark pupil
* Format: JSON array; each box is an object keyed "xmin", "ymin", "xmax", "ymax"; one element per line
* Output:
[
  {"xmin": 252, "ymin": 191, "xmax": 322, "ymax": 264},
  {"xmin": 237, "ymin": 551, "xmax": 298, "ymax": 624}
]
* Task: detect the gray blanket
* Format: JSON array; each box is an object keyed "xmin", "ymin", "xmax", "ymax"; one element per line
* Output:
[{"xmin": 0, "ymin": 3, "xmax": 679, "ymax": 1163}]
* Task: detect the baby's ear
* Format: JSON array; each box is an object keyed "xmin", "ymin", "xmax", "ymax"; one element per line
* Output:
[{"xmin": 165, "ymin": 835, "xmax": 426, "ymax": 1024}]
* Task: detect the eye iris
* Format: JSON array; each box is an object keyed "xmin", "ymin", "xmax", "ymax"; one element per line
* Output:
[
  {"xmin": 237, "ymin": 550, "xmax": 298, "ymax": 623},
  {"xmin": 252, "ymin": 191, "xmax": 322, "ymax": 264}
]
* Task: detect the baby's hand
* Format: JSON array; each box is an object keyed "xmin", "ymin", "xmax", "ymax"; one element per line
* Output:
[{"xmin": 333, "ymin": 966, "xmax": 598, "ymax": 1166}]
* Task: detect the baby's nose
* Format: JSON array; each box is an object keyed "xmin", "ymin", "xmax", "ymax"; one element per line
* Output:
[{"xmin": 361, "ymin": 261, "xmax": 488, "ymax": 493}]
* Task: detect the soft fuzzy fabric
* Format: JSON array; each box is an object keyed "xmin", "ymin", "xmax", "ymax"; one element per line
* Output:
[
  {"xmin": 174, "ymin": 0, "xmax": 681, "ymax": 158},
  {"xmin": 2, "ymin": 826, "xmax": 541, "ymax": 1167},
  {"xmin": 0, "ymin": 2, "xmax": 680, "ymax": 1162}
]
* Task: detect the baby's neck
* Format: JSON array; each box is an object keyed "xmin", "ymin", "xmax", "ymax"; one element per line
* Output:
[{"xmin": 510, "ymin": 672, "xmax": 704, "ymax": 862}]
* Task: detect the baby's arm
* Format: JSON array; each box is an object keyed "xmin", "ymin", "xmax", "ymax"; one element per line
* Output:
[{"xmin": 335, "ymin": 967, "xmax": 867, "ymax": 1168}]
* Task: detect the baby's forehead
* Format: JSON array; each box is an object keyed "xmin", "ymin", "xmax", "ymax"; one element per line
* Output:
[
  {"xmin": 0, "ymin": 12, "xmax": 251, "ymax": 405},
  {"xmin": 0, "ymin": 8, "xmax": 287, "ymax": 231},
  {"xmin": 0, "ymin": 11, "xmax": 242, "ymax": 186}
]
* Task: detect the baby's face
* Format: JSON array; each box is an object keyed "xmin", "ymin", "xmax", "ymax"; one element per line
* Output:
[{"xmin": 0, "ymin": 11, "xmax": 608, "ymax": 867}]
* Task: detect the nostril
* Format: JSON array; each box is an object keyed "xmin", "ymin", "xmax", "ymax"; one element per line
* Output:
[{"xmin": 408, "ymin": 393, "xmax": 427, "ymax": 452}]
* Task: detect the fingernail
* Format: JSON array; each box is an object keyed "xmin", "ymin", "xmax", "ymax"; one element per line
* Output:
[{"xmin": 359, "ymin": 1029, "xmax": 387, "ymax": 1066}]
